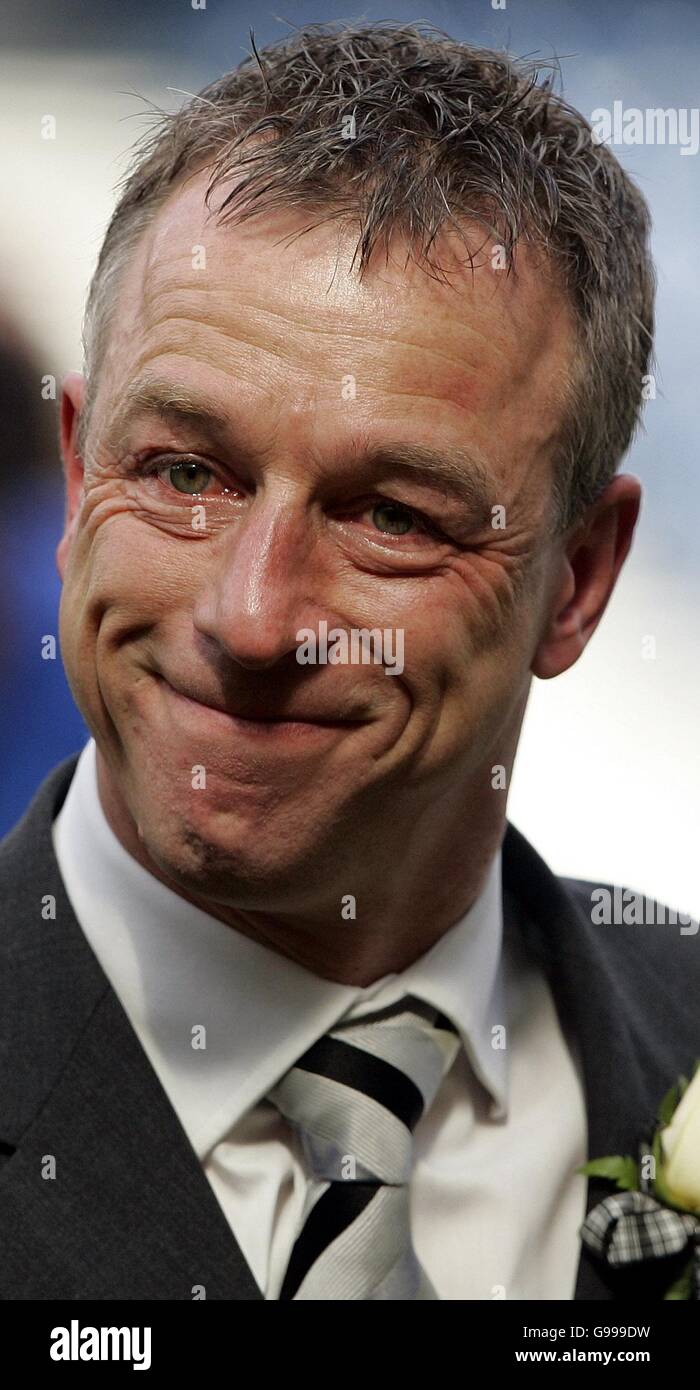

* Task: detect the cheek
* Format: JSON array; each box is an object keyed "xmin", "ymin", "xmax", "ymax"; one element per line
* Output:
[
  {"xmin": 58, "ymin": 522, "xmax": 175, "ymax": 702},
  {"xmin": 398, "ymin": 566, "xmax": 533, "ymax": 723},
  {"xmin": 399, "ymin": 561, "xmax": 521, "ymax": 674},
  {"xmin": 448, "ymin": 545, "xmax": 540, "ymax": 661},
  {"xmin": 74, "ymin": 517, "xmax": 201, "ymax": 625}
]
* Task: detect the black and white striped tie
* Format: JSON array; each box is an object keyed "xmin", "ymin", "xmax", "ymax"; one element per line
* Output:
[{"xmin": 267, "ymin": 995, "xmax": 461, "ymax": 1300}]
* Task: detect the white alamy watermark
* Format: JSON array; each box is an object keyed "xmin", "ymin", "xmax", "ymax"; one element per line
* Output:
[
  {"xmin": 296, "ymin": 621, "xmax": 404, "ymax": 675},
  {"xmin": 590, "ymin": 887, "xmax": 698, "ymax": 935},
  {"xmin": 50, "ymin": 1321, "xmax": 151, "ymax": 1370},
  {"xmin": 590, "ymin": 102, "xmax": 699, "ymax": 155}
]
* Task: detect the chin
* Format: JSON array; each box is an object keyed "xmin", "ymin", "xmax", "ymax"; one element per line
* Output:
[{"xmin": 139, "ymin": 803, "xmax": 326, "ymax": 905}]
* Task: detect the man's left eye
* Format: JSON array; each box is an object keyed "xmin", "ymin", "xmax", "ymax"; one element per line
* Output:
[
  {"xmin": 370, "ymin": 501, "xmax": 417, "ymax": 535},
  {"xmin": 164, "ymin": 460, "xmax": 214, "ymax": 495}
]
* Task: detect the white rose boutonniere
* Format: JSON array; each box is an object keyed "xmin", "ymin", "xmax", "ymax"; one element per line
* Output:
[
  {"xmin": 577, "ymin": 1061, "xmax": 700, "ymax": 1299},
  {"xmin": 660, "ymin": 1066, "xmax": 700, "ymax": 1213}
]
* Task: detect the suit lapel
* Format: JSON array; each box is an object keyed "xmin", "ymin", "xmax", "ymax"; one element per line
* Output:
[
  {"xmin": 501, "ymin": 822, "xmax": 679, "ymax": 1301},
  {"xmin": 0, "ymin": 755, "xmax": 262, "ymax": 1300},
  {"xmin": 0, "ymin": 987, "xmax": 263, "ymax": 1299}
]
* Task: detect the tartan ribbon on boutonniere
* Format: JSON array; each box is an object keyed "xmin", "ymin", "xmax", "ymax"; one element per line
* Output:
[{"xmin": 577, "ymin": 1061, "xmax": 700, "ymax": 1300}]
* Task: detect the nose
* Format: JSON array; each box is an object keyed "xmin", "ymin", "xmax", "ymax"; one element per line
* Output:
[{"xmin": 192, "ymin": 483, "xmax": 326, "ymax": 670}]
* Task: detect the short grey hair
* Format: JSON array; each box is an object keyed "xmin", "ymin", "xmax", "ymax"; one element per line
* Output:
[{"xmin": 78, "ymin": 21, "xmax": 655, "ymax": 532}]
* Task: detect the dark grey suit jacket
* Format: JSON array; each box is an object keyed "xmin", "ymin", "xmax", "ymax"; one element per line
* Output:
[{"xmin": 0, "ymin": 755, "xmax": 697, "ymax": 1300}]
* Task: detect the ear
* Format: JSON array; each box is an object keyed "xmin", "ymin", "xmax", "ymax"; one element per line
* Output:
[
  {"xmin": 532, "ymin": 474, "xmax": 642, "ymax": 680},
  {"xmin": 56, "ymin": 372, "xmax": 87, "ymax": 581}
]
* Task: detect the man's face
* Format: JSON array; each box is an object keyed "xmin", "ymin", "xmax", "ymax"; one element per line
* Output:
[{"xmin": 58, "ymin": 171, "xmax": 576, "ymax": 905}]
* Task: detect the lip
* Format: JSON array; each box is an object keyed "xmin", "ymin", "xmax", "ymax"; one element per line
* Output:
[{"xmin": 157, "ymin": 676, "xmax": 363, "ymax": 741}]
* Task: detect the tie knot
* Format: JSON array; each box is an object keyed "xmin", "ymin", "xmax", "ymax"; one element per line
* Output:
[{"xmin": 267, "ymin": 995, "xmax": 460, "ymax": 1184}]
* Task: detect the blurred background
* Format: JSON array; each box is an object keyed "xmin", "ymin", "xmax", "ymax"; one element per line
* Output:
[{"xmin": 0, "ymin": 0, "xmax": 697, "ymax": 915}]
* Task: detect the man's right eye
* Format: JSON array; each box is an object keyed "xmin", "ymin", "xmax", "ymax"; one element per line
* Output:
[
  {"xmin": 128, "ymin": 452, "xmax": 234, "ymax": 498},
  {"xmin": 158, "ymin": 458, "xmax": 216, "ymax": 495}
]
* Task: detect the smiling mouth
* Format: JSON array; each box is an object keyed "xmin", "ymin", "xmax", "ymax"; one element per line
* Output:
[{"xmin": 156, "ymin": 674, "xmax": 365, "ymax": 734}]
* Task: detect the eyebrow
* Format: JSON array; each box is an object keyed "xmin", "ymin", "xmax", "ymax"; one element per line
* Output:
[
  {"xmin": 364, "ymin": 442, "xmax": 495, "ymax": 521},
  {"xmin": 103, "ymin": 377, "xmax": 234, "ymax": 453},
  {"xmin": 103, "ymin": 376, "xmax": 496, "ymax": 519}
]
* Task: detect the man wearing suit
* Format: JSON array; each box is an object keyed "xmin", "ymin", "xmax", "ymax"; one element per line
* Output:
[{"xmin": 1, "ymin": 23, "xmax": 697, "ymax": 1301}]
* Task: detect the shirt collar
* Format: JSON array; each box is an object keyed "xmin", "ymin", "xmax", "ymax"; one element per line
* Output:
[{"xmin": 52, "ymin": 739, "xmax": 508, "ymax": 1159}]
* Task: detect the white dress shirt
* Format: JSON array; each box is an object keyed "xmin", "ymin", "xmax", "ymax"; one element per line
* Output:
[{"xmin": 52, "ymin": 738, "xmax": 588, "ymax": 1300}]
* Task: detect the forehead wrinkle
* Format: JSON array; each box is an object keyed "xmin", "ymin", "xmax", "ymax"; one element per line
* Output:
[
  {"xmin": 127, "ymin": 303, "xmax": 514, "ymax": 431},
  {"xmin": 128, "ymin": 177, "xmax": 573, "ymax": 390},
  {"xmin": 144, "ymin": 283, "xmax": 514, "ymax": 379},
  {"xmin": 111, "ymin": 292, "xmax": 494, "ymax": 422},
  {"xmin": 134, "ymin": 296, "xmax": 394, "ymax": 392},
  {"xmin": 138, "ymin": 233, "xmax": 526, "ymax": 373}
]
